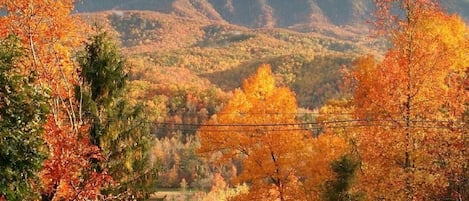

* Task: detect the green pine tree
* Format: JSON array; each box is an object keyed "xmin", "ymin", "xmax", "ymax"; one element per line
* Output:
[
  {"xmin": 76, "ymin": 31, "xmax": 157, "ymax": 200},
  {"xmin": 0, "ymin": 35, "xmax": 50, "ymax": 200},
  {"xmin": 322, "ymin": 154, "xmax": 365, "ymax": 201}
]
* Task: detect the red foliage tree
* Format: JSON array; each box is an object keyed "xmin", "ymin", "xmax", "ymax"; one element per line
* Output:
[{"xmin": 41, "ymin": 117, "xmax": 112, "ymax": 200}]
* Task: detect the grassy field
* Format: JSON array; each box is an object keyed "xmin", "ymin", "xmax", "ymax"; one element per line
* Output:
[{"xmin": 149, "ymin": 188, "xmax": 199, "ymax": 201}]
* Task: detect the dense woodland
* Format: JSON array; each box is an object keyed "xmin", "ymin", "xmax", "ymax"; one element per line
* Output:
[{"xmin": 0, "ymin": 0, "xmax": 468, "ymax": 201}]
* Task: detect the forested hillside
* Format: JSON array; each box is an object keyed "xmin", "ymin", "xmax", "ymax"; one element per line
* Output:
[{"xmin": 79, "ymin": 10, "xmax": 376, "ymax": 110}]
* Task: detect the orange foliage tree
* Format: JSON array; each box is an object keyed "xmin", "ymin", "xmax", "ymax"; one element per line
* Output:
[
  {"xmin": 0, "ymin": 0, "xmax": 82, "ymax": 100},
  {"xmin": 349, "ymin": 0, "xmax": 469, "ymax": 200},
  {"xmin": 198, "ymin": 65, "xmax": 347, "ymax": 201}
]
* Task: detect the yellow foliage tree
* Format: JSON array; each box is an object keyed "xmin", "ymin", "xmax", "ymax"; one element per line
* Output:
[
  {"xmin": 350, "ymin": 1, "xmax": 469, "ymax": 200},
  {"xmin": 198, "ymin": 65, "xmax": 348, "ymax": 201}
]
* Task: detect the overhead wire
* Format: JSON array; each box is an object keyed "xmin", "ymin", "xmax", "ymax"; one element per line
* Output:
[
  {"xmin": 73, "ymin": 113, "xmax": 469, "ymax": 133},
  {"xmin": 151, "ymin": 120, "xmax": 467, "ymax": 133}
]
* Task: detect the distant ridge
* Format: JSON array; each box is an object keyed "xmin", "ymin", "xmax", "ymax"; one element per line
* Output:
[{"xmin": 75, "ymin": 0, "xmax": 468, "ymax": 32}]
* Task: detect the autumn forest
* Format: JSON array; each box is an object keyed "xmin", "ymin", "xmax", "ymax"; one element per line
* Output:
[{"xmin": 0, "ymin": 0, "xmax": 468, "ymax": 201}]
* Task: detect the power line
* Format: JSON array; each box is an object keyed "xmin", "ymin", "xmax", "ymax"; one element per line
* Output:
[
  {"xmin": 83, "ymin": 116, "xmax": 465, "ymax": 125},
  {"xmin": 70, "ymin": 115, "xmax": 468, "ymax": 132},
  {"xmin": 152, "ymin": 119, "xmax": 466, "ymax": 127},
  {"xmin": 154, "ymin": 122, "xmax": 468, "ymax": 133}
]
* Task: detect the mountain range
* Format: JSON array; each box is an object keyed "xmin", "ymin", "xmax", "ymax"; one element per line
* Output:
[{"xmin": 76, "ymin": 0, "xmax": 468, "ymax": 31}]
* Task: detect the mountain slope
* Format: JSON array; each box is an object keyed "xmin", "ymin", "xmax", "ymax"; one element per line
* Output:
[{"xmin": 79, "ymin": 10, "xmax": 377, "ymax": 108}]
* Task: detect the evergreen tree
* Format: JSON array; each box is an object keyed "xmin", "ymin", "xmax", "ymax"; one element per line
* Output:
[
  {"xmin": 76, "ymin": 31, "xmax": 156, "ymax": 199},
  {"xmin": 322, "ymin": 155, "xmax": 364, "ymax": 201},
  {"xmin": 0, "ymin": 36, "xmax": 49, "ymax": 200},
  {"xmin": 77, "ymin": 31, "xmax": 127, "ymax": 146}
]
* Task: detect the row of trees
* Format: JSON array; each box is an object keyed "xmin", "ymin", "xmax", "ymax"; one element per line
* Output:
[
  {"xmin": 197, "ymin": 0, "xmax": 468, "ymax": 200},
  {"xmin": 0, "ymin": 0, "xmax": 156, "ymax": 200}
]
